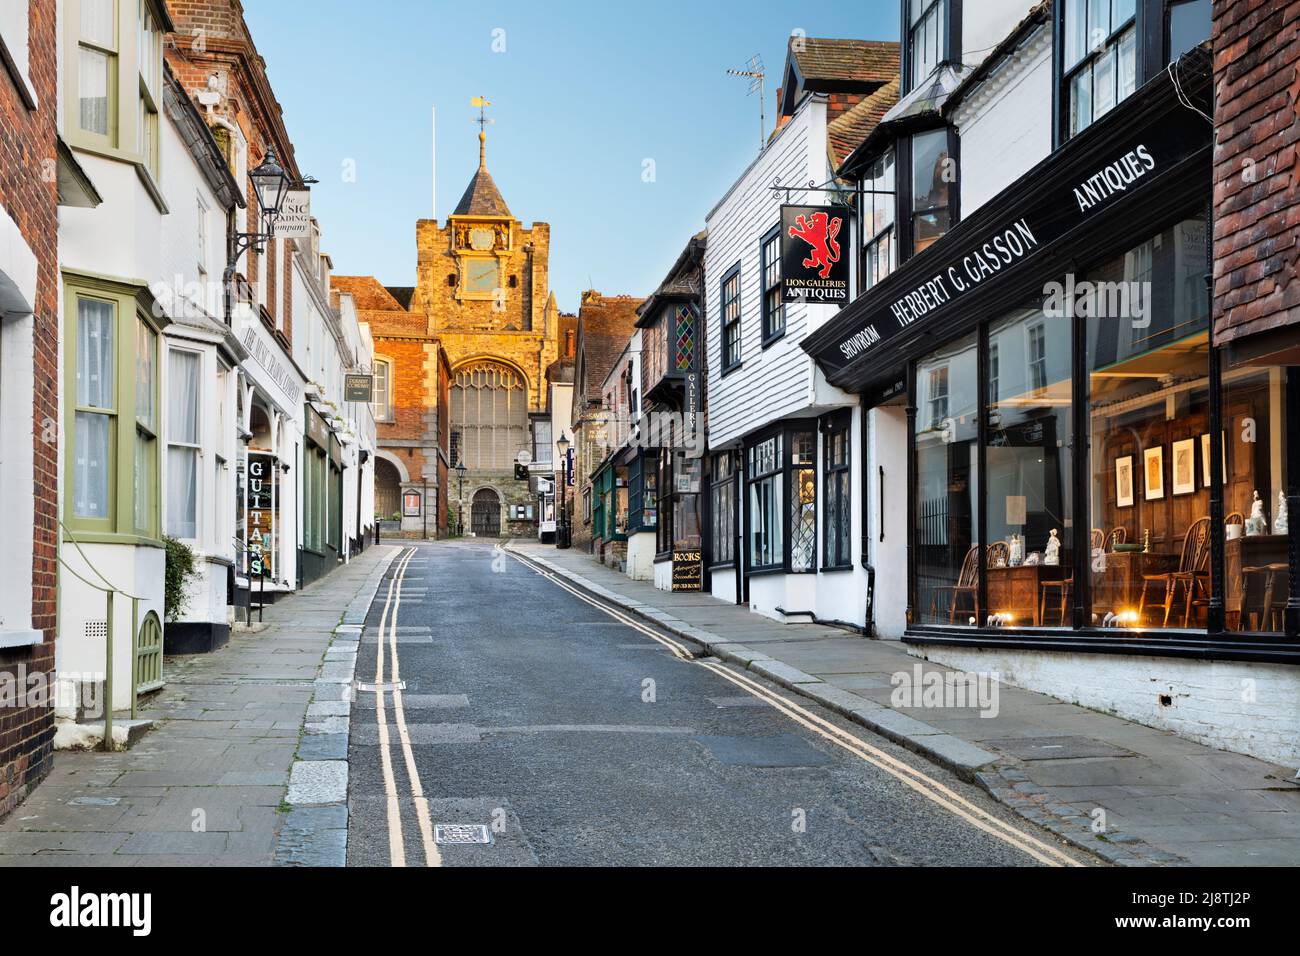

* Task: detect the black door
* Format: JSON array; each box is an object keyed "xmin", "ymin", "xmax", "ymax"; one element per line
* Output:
[{"xmin": 472, "ymin": 489, "xmax": 501, "ymax": 536}]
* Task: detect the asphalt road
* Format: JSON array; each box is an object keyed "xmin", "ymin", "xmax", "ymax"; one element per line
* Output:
[{"xmin": 346, "ymin": 540, "xmax": 1089, "ymax": 867}]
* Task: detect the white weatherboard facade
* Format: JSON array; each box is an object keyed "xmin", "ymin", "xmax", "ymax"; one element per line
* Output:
[{"xmin": 704, "ymin": 93, "xmax": 868, "ymax": 627}]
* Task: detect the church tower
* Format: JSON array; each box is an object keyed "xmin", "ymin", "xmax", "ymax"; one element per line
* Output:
[{"xmin": 334, "ymin": 101, "xmax": 562, "ymax": 539}]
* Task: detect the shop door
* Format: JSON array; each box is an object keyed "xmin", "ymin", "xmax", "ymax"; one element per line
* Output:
[{"xmin": 472, "ymin": 489, "xmax": 501, "ymax": 537}]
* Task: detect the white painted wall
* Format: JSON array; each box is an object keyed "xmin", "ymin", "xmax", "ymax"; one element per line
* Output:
[
  {"xmin": 951, "ymin": 21, "xmax": 1054, "ymax": 218},
  {"xmin": 626, "ymin": 531, "xmax": 656, "ymax": 581},
  {"xmin": 961, "ymin": 0, "xmax": 1040, "ymax": 66},
  {"xmin": 867, "ymin": 404, "xmax": 910, "ymax": 639},
  {"xmin": 914, "ymin": 644, "xmax": 1300, "ymax": 768}
]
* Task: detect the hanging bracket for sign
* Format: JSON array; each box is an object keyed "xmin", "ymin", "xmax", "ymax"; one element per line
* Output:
[{"xmin": 769, "ymin": 174, "xmax": 855, "ymax": 206}]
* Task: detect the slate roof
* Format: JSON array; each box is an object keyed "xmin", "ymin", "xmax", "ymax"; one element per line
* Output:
[{"xmin": 452, "ymin": 165, "xmax": 512, "ymax": 218}]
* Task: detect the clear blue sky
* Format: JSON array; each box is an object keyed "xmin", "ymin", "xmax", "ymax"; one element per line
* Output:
[{"xmin": 243, "ymin": 0, "xmax": 898, "ymax": 313}]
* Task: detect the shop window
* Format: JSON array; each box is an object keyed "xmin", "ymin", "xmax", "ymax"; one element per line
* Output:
[
  {"xmin": 860, "ymin": 150, "xmax": 896, "ymax": 292},
  {"xmin": 761, "ymin": 225, "xmax": 784, "ymax": 345},
  {"xmin": 911, "ymin": 129, "xmax": 952, "ymax": 256},
  {"xmin": 1222, "ymin": 367, "xmax": 1289, "ymax": 634},
  {"xmin": 165, "ymin": 349, "xmax": 201, "ymax": 539},
  {"xmin": 709, "ymin": 451, "xmax": 736, "ymax": 566},
  {"xmin": 823, "ymin": 415, "xmax": 852, "ymax": 569},
  {"xmin": 658, "ymin": 439, "xmax": 700, "ymax": 553},
  {"xmin": 1085, "ymin": 217, "xmax": 1211, "ymax": 630},
  {"xmin": 1062, "ymin": 0, "xmax": 1137, "ymax": 140},
  {"xmin": 720, "ymin": 264, "xmax": 742, "ymax": 372},
  {"xmin": 748, "ymin": 433, "xmax": 783, "ymax": 569},
  {"xmin": 987, "ymin": 307, "xmax": 1076, "ymax": 627},
  {"xmin": 908, "ymin": 0, "xmax": 948, "ymax": 90},
  {"xmin": 915, "ymin": 332, "xmax": 979, "ymax": 625}
]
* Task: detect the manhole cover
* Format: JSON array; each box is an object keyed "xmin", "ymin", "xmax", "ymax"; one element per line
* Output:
[
  {"xmin": 69, "ymin": 796, "xmax": 121, "ymax": 807},
  {"xmin": 434, "ymin": 824, "xmax": 492, "ymax": 845},
  {"xmin": 981, "ymin": 735, "xmax": 1136, "ymax": 760}
]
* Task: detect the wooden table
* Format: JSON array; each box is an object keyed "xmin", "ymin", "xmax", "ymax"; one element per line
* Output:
[
  {"xmin": 1091, "ymin": 551, "xmax": 1180, "ymax": 620},
  {"xmin": 987, "ymin": 564, "xmax": 1066, "ymax": 626}
]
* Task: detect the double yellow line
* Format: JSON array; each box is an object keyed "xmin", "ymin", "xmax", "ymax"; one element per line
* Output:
[
  {"xmin": 510, "ymin": 551, "xmax": 1085, "ymax": 868},
  {"xmin": 373, "ymin": 546, "xmax": 441, "ymax": 867}
]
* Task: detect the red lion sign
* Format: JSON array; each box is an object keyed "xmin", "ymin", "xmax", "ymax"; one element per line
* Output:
[{"xmin": 787, "ymin": 211, "xmax": 843, "ymax": 280}]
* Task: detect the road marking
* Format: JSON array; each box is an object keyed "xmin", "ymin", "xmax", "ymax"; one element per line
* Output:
[
  {"xmin": 387, "ymin": 547, "xmax": 442, "ymax": 867},
  {"xmin": 373, "ymin": 546, "xmax": 414, "ymax": 867},
  {"xmin": 507, "ymin": 549, "xmax": 1085, "ymax": 868}
]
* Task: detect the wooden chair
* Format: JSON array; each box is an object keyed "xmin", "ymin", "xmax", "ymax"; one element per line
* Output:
[
  {"xmin": 1090, "ymin": 529, "xmax": 1105, "ymax": 552},
  {"xmin": 1039, "ymin": 537, "xmax": 1072, "ymax": 626},
  {"xmin": 1137, "ymin": 517, "xmax": 1211, "ymax": 627},
  {"xmin": 930, "ymin": 544, "xmax": 979, "ymax": 624},
  {"xmin": 987, "ymin": 541, "xmax": 1010, "ymax": 568},
  {"xmin": 1240, "ymin": 562, "xmax": 1287, "ymax": 631},
  {"xmin": 1107, "ymin": 527, "xmax": 1127, "ymax": 549}
]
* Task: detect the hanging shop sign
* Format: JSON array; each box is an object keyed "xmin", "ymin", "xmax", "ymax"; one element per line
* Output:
[
  {"xmin": 804, "ymin": 85, "xmax": 1212, "ymax": 382},
  {"xmin": 247, "ymin": 453, "xmax": 279, "ymax": 579},
  {"xmin": 402, "ymin": 489, "xmax": 422, "ymax": 517},
  {"xmin": 671, "ymin": 550, "xmax": 703, "ymax": 591},
  {"xmin": 781, "ymin": 204, "xmax": 853, "ymax": 304},
  {"xmin": 273, "ymin": 190, "xmax": 313, "ymax": 239},
  {"xmin": 344, "ymin": 374, "xmax": 373, "ymax": 403}
]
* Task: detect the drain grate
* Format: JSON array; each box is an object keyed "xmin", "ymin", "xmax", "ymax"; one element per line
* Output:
[{"xmin": 434, "ymin": 824, "xmax": 492, "ymax": 845}]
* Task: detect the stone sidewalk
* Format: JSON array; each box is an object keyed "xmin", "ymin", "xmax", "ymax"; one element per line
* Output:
[
  {"xmin": 511, "ymin": 541, "xmax": 1300, "ymax": 867},
  {"xmin": 0, "ymin": 545, "xmax": 400, "ymax": 867}
]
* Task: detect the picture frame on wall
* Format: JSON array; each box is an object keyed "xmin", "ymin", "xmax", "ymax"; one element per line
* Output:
[
  {"xmin": 1172, "ymin": 438, "xmax": 1196, "ymax": 496},
  {"xmin": 1115, "ymin": 455, "xmax": 1135, "ymax": 508},
  {"xmin": 1144, "ymin": 446, "xmax": 1165, "ymax": 501},
  {"xmin": 1201, "ymin": 432, "xmax": 1227, "ymax": 488}
]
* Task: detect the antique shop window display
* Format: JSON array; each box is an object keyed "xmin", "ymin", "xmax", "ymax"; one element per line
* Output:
[
  {"xmin": 748, "ymin": 433, "xmax": 783, "ymax": 570},
  {"xmin": 709, "ymin": 451, "xmax": 736, "ymax": 567},
  {"xmin": 915, "ymin": 332, "xmax": 979, "ymax": 625},
  {"xmin": 985, "ymin": 307, "xmax": 1075, "ymax": 628},
  {"xmin": 1222, "ymin": 366, "xmax": 1289, "ymax": 634},
  {"xmin": 790, "ymin": 430, "xmax": 817, "ymax": 572},
  {"xmin": 1085, "ymin": 217, "xmax": 1212, "ymax": 630}
]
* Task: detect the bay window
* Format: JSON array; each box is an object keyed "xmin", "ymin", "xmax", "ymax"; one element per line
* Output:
[
  {"xmin": 1062, "ymin": 0, "xmax": 1137, "ymax": 140},
  {"xmin": 65, "ymin": 278, "xmax": 164, "ymax": 539},
  {"xmin": 911, "ymin": 129, "xmax": 952, "ymax": 255},
  {"xmin": 860, "ymin": 150, "xmax": 896, "ymax": 291},
  {"xmin": 166, "ymin": 349, "xmax": 201, "ymax": 540}
]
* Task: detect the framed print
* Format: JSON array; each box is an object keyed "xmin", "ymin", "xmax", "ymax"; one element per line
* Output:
[
  {"xmin": 1115, "ymin": 455, "xmax": 1135, "ymax": 508},
  {"xmin": 1201, "ymin": 433, "xmax": 1227, "ymax": 488},
  {"xmin": 1172, "ymin": 438, "xmax": 1196, "ymax": 495},
  {"xmin": 1143, "ymin": 446, "xmax": 1164, "ymax": 501}
]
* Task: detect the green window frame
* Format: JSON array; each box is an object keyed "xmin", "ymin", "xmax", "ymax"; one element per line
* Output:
[{"xmin": 63, "ymin": 274, "xmax": 165, "ymax": 543}]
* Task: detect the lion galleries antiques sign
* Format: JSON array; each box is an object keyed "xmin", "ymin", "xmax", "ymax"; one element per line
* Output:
[{"xmin": 781, "ymin": 204, "xmax": 852, "ymax": 304}]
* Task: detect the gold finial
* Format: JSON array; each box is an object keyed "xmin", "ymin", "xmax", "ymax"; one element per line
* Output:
[{"xmin": 471, "ymin": 96, "xmax": 493, "ymax": 169}]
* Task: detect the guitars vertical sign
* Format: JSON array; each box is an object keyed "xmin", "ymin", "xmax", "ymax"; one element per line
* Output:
[{"xmin": 781, "ymin": 204, "xmax": 852, "ymax": 304}]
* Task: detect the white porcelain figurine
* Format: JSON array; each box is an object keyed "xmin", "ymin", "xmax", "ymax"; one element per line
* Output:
[
  {"xmin": 1044, "ymin": 529, "xmax": 1061, "ymax": 566},
  {"xmin": 1009, "ymin": 534, "xmax": 1024, "ymax": 567},
  {"xmin": 1276, "ymin": 491, "xmax": 1289, "ymax": 534},
  {"xmin": 1245, "ymin": 490, "xmax": 1269, "ymax": 537}
]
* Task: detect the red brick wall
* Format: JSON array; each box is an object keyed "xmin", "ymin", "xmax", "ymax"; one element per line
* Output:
[
  {"xmin": 0, "ymin": 0, "xmax": 58, "ymax": 819},
  {"xmin": 1212, "ymin": 0, "xmax": 1300, "ymax": 343}
]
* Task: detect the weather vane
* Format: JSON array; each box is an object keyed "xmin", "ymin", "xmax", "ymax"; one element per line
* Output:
[{"xmin": 471, "ymin": 96, "xmax": 494, "ymax": 168}]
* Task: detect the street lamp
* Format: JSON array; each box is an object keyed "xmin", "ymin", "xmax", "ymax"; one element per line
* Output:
[
  {"xmin": 455, "ymin": 460, "xmax": 468, "ymax": 536},
  {"xmin": 222, "ymin": 146, "xmax": 299, "ymax": 327},
  {"xmin": 555, "ymin": 431, "xmax": 571, "ymax": 549}
]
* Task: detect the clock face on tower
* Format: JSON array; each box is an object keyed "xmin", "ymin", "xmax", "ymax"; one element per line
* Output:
[{"xmin": 463, "ymin": 259, "xmax": 497, "ymax": 295}]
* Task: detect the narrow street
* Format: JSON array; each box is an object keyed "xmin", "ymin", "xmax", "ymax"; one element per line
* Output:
[{"xmin": 346, "ymin": 541, "xmax": 1089, "ymax": 867}]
